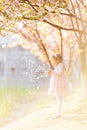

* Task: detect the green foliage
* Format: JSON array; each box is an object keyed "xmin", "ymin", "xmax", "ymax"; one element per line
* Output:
[{"xmin": 0, "ymin": 87, "xmax": 37, "ymax": 118}]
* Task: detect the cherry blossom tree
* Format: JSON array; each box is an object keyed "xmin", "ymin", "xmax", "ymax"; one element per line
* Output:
[{"xmin": 0, "ymin": 0, "xmax": 87, "ymax": 96}]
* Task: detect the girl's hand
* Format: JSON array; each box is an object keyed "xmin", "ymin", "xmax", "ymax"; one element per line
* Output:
[{"xmin": 45, "ymin": 70, "xmax": 52, "ymax": 76}]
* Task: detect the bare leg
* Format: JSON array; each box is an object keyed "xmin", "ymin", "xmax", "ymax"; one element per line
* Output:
[{"xmin": 56, "ymin": 96, "xmax": 62, "ymax": 117}]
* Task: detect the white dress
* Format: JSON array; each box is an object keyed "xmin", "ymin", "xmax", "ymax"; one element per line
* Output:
[{"xmin": 48, "ymin": 63, "xmax": 69, "ymax": 97}]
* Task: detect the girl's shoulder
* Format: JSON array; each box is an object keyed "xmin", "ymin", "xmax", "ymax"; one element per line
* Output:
[
  {"xmin": 58, "ymin": 62, "xmax": 63, "ymax": 67},
  {"xmin": 55, "ymin": 62, "xmax": 63, "ymax": 70}
]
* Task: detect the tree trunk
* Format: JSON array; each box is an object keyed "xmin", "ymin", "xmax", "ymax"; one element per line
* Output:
[{"xmin": 80, "ymin": 51, "xmax": 87, "ymax": 98}]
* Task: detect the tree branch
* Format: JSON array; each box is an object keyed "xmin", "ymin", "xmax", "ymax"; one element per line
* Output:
[
  {"xmin": 23, "ymin": 16, "xmax": 87, "ymax": 34},
  {"xmin": 67, "ymin": 8, "xmax": 78, "ymax": 38},
  {"xmin": 60, "ymin": 12, "xmax": 87, "ymax": 24},
  {"xmin": 43, "ymin": 19, "xmax": 86, "ymax": 33},
  {"xmin": 78, "ymin": 0, "xmax": 87, "ymax": 8},
  {"xmin": 26, "ymin": 0, "xmax": 38, "ymax": 12},
  {"xmin": 59, "ymin": 29, "xmax": 63, "ymax": 57},
  {"xmin": 35, "ymin": 27, "xmax": 54, "ymax": 69}
]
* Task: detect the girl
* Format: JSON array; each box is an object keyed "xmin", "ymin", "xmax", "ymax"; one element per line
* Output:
[{"xmin": 47, "ymin": 54, "xmax": 69, "ymax": 118}]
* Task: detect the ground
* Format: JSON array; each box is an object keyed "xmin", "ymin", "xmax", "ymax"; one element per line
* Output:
[{"xmin": 0, "ymin": 87, "xmax": 87, "ymax": 130}]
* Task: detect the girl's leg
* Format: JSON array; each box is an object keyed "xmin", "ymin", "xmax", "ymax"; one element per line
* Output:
[{"xmin": 56, "ymin": 96, "xmax": 62, "ymax": 117}]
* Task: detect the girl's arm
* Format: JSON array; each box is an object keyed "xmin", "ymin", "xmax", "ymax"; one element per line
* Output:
[{"xmin": 45, "ymin": 70, "xmax": 53, "ymax": 76}]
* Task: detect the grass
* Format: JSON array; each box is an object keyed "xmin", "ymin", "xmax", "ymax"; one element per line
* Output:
[
  {"xmin": 29, "ymin": 96, "xmax": 53, "ymax": 113},
  {"xmin": 0, "ymin": 85, "xmax": 87, "ymax": 130},
  {"xmin": 0, "ymin": 85, "xmax": 80, "ymax": 118},
  {"xmin": 0, "ymin": 85, "xmax": 85, "ymax": 124},
  {"xmin": 0, "ymin": 84, "xmax": 83, "ymax": 118},
  {"xmin": 0, "ymin": 87, "xmax": 40, "ymax": 118},
  {"xmin": 1, "ymin": 88, "xmax": 87, "ymax": 130}
]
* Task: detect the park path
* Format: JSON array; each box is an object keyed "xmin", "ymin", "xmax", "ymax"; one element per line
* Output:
[{"xmin": 0, "ymin": 89, "xmax": 87, "ymax": 130}]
